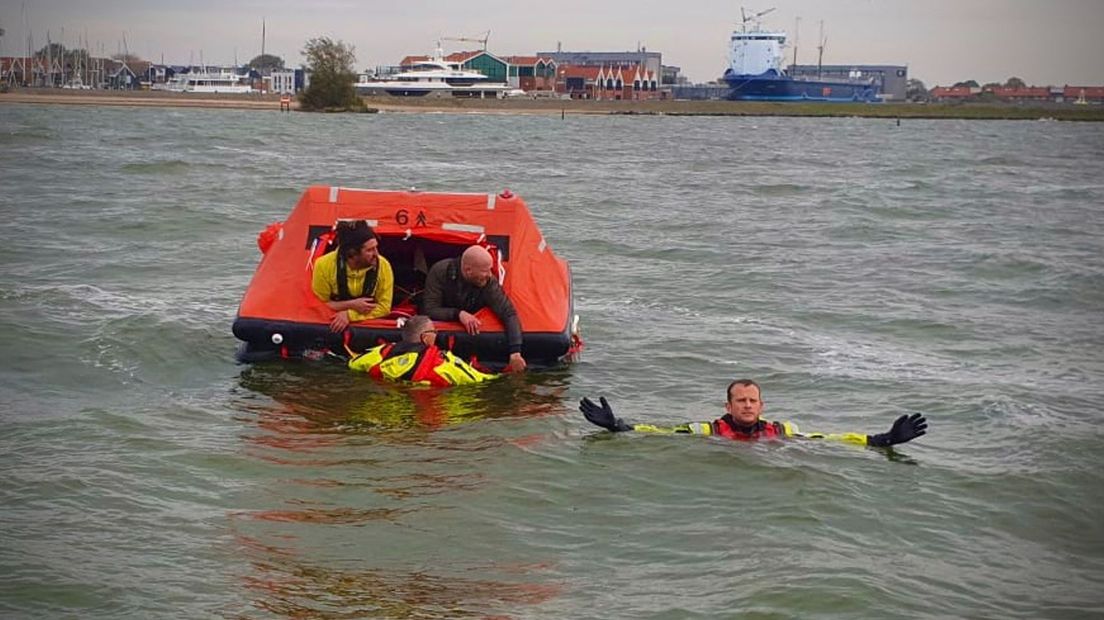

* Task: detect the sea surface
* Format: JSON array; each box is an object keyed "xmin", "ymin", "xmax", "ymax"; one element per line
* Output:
[{"xmin": 1, "ymin": 103, "xmax": 1103, "ymax": 619}]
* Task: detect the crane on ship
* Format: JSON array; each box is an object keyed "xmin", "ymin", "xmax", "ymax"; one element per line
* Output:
[
  {"xmin": 739, "ymin": 7, "xmax": 775, "ymax": 32},
  {"xmin": 442, "ymin": 30, "xmax": 491, "ymax": 51}
]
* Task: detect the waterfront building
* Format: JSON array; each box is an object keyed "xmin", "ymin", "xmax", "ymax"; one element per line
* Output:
[
  {"xmin": 269, "ymin": 69, "xmax": 296, "ymax": 94},
  {"xmin": 929, "ymin": 85, "xmax": 977, "ymax": 101},
  {"xmin": 1, "ymin": 56, "xmax": 34, "ymax": 85},
  {"xmin": 1062, "ymin": 86, "xmax": 1104, "ymax": 103},
  {"xmin": 501, "ymin": 55, "xmax": 558, "ymax": 92},
  {"xmin": 985, "ymin": 86, "xmax": 1050, "ymax": 102},
  {"xmin": 536, "ymin": 49, "xmax": 662, "ymax": 83},
  {"xmin": 551, "ymin": 63, "xmax": 661, "ymax": 100},
  {"xmin": 554, "ymin": 64, "xmax": 601, "ymax": 98}
]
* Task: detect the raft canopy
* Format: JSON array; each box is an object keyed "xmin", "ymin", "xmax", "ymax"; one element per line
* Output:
[{"xmin": 233, "ymin": 186, "xmax": 575, "ymax": 368}]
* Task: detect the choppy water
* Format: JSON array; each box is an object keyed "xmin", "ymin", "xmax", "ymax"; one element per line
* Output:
[{"xmin": 1, "ymin": 103, "xmax": 1103, "ymax": 618}]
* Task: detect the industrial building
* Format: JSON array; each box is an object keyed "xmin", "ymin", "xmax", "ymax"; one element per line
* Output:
[{"xmin": 787, "ymin": 64, "xmax": 908, "ymax": 101}]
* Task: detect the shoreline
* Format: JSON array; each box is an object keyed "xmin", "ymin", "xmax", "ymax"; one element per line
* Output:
[{"xmin": 3, "ymin": 88, "xmax": 1104, "ymax": 121}]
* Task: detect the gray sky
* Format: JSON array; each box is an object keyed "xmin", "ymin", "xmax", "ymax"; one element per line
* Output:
[{"xmin": 3, "ymin": 0, "xmax": 1103, "ymax": 86}]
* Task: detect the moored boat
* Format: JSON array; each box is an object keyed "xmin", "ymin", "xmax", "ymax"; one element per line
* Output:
[
  {"xmin": 233, "ymin": 186, "xmax": 581, "ymax": 370},
  {"xmin": 355, "ymin": 42, "xmax": 510, "ymax": 99},
  {"xmin": 159, "ymin": 68, "xmax": 256, "ymax": 94}
]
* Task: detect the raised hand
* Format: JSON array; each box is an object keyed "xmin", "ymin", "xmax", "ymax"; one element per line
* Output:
[
  {"xmin": 868, "ymin": 413, "xmax": 928, "ymax": 447},
  {"xmin": 579, "ymin": 396, "xmax": 632, "ymax": 432}
]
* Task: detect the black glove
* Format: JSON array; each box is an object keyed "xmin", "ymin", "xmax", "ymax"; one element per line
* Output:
[
  {"xmin": 579, "ymin": 397, "xmax": 632, "ymax": 432},
  {"xmin": 867, "ymin": 413, "xmax": 928, "ymax": 447}
]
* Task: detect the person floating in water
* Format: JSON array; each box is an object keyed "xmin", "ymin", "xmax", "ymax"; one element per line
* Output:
[
  {"xmin": 348, "ymin": 315, "xmax": 498, "ymax": 387},
  {"xmin": 579, "ymin": 379, "xmax": 927, "ymax": 447}
]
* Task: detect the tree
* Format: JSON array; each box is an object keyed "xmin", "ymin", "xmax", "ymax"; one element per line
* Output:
[
  {"xmin": 299, "ymin": 36, "xmax": 361, "ymax": 111},
  {"xmin": 36, "ymin": 42, "xmax": 67, "ymax": 59},
  {"xmin": 248, "ymin": 53, "xmax": 285, "ymax": 73},
  {"xmin": 1004, "ymin": 76, "xmax": 1026, "ymax": 89},
  {"xmin": 905, "ymin": 78, "xmax": 928, "ymax": 102},
  {"xmin": 952, "ymin": 79, "xmax": 979, "ymax": 89}
]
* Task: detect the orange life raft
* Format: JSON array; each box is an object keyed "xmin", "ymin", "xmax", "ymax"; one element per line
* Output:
[{"xmin": 232, "ymin": 186, "xmax": 580, "ymax": 369}]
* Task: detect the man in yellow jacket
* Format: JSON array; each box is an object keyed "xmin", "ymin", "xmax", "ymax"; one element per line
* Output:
[{"xmin": 311, "ymin": 220, "xmax": 393, "ymax": 332}]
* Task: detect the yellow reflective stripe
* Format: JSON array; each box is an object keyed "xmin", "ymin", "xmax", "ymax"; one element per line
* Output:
[
  {"xmin": 628, "ymin": 423, "xmax": 712, "ymax": 435},
  {"xmin": 377, "ymin": 352, "xmax": 418, "ymax": 380},
  {"xmin": 348, "ymin": 345, "xmax": 387, "ymax": 372},
  {"xmin": 630, "ymin": 424, "xmax": 676, "ymax": 434},
  {"xmin": 434, "ymin": 351, "xmax": 499, "ymax": 385},
  {"xmin": 797, "ymin": 430, "xmax": 869, "ymax": 445},
  {"xmin": 687, "ymin": 422, "xmax": 713, "ymax": 435},
  {"xmin": 781, "ymin": 421, "xmax": 797, "ymax": 437}
]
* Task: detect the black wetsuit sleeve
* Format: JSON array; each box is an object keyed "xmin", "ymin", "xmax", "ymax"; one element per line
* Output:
[
  {"xmin": 482, "ymin": 281, "xmax": 522, "ymax": 354},
  {"xmin": 422, "ymin": 261, "xmax": 460, "ymax": 322}
]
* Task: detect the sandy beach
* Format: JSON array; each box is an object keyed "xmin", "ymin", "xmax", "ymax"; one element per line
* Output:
[{"xmin": 4, "ymin": 87, "xmax": 1103, "ymax": 121}]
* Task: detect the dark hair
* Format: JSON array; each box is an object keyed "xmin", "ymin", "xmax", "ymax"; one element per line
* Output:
[
  {"xmin": 726, "ymin": 379, "xmax": 761, "ymax": 402},
  {"xmin": 336, "ymin": 220, "xmax": 377, "ymax": 258},
  {"xmin": 401, "ymin": 315, "xmax": 434, "ymax": 344}
]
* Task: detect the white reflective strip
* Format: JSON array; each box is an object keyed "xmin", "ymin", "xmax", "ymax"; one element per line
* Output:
[
  {"xmin": 538, "ymin": 237, "xmax": 547, "ymax": 253},
  {"xmin": 329, "ymin": 186, "xmax": 339, "ymax": 202},
  {"xmin": 441, "ymin": 223, "xmax": 485, "ymax": 234},
  {"xmin": 403, "ymin": 228, "xmax": 412, "ymax": 240},
  {"xmin": 487, "ymin": 194, "xmax": 496, "ymax": 210}
]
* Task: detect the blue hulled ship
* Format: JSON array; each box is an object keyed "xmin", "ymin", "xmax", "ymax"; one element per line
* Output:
[{"xmin": 723, "ymin": 9, "xmax": 881, "ymax": 103}]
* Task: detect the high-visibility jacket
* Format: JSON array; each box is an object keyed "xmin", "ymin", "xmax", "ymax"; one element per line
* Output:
[{"xmin": 348, "ymin": 342, "xmax": 499, "ymax": 387}]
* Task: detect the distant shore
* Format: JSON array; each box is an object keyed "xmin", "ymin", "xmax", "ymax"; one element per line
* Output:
[{"xmin": 3, "ymin": 87, "xmax": 1104, "ymax": 121}]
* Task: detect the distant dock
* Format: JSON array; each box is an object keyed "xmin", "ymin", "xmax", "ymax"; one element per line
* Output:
[{"xmin": 4, "ymin": 87, "xmax": 1104, "ymax": 121}]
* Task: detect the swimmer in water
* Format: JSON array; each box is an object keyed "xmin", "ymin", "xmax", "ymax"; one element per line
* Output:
[{"xmin": 579, "ymin": 379, "xmax": 927, "ymax": 447}]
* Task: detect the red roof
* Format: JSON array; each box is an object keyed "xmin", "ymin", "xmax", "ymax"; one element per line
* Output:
[
  {"xmin": 504, "ymin": 55, "xmax": 538, "ymax": 65},
  {"xmin": 557, "ymin": 65, "xmax": 603, "ymax": 80},
  {"xmin": 988, "ymin": 87, "xmax": 1049, "ymax": 98},
  {"xmin": 1064, "ymin": 86, "xmax": 1104, "ymax": 98},
  {"xmin": 930, "ymin": 86, "xmax": 974, "ymax": 98},
  {"xmin": 400, "ymin": 50, "xmax": 494, "ymax": 67},
  {"xmin": 445, "ymin": 50, "xmax": 482, "ymax": 63}
]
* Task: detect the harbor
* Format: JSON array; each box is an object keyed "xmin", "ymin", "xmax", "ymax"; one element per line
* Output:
[{"xmin": 5, "ymin": 86, "xmax": 1104, "ymax": 121}]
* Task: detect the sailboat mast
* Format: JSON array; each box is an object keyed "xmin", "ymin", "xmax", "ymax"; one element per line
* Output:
[
  {"xmin": 816, "ymin": 20, "xmax": 825, "ymax": 79},
  {"xmin": 792, "ymin": 16, "xmax": 799, "ymax": 71}
]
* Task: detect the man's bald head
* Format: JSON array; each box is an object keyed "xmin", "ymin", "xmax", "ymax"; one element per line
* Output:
[{"xmin": 460, "ymin": 245, "xmax": 494, "ymax": 287}]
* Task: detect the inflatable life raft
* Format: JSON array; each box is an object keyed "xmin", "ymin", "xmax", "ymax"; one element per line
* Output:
[{"xmin": 232, "ymin": 186, "xmax": 581, "ymax": 370}]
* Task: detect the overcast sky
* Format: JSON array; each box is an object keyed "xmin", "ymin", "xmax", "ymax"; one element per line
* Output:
[{"xmin": 3, "ymin": 0, "xmax": 1102, "ymax": 86}]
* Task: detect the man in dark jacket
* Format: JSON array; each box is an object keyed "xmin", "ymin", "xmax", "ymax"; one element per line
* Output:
[{"xmin": 422, "ymin": 245, "xmax": 527, "ymax": 372}]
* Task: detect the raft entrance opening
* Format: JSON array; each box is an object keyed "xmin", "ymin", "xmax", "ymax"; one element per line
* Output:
[{"xmin": 306, "ymin": 223, "xmax": 510, "ymax": 313}]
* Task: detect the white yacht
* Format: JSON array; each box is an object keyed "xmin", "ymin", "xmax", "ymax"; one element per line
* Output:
[
  {"xmin": 356, "ymin": 44, "xmax": 508, "ymax": 98},
  {"xmin": 160, "ymin": 69, "xmax": 256, "ymax": 94}
]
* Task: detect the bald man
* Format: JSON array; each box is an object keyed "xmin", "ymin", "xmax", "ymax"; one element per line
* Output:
[{"xmin": 422, "ymin": 246, "xmax": 526, "ymax": 372}]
